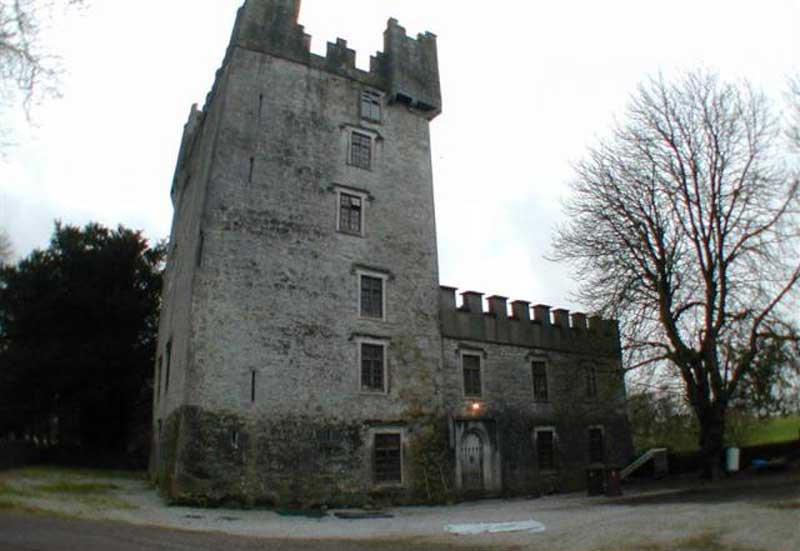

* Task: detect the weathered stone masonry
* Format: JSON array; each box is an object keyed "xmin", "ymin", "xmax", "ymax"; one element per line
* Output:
[{"xmin": 150, "ymin": 0, "xmax": 633, "ymax": 506}]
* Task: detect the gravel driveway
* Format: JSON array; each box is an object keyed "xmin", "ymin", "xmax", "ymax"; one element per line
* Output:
[{"xmin": 1, "ymin": 468, "xmax": 798, "ymax": 550}]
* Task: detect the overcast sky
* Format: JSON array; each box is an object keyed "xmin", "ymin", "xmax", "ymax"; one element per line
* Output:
[{"xmin": 0, "ymin": 0, "xmax": 797, "ymax": 313}]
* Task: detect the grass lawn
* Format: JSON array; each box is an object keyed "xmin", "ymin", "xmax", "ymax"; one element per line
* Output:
[
  {"xmin": 0, "ymin": 465, "xmax": 144, "ymax": 515},
  {"xmin": 739, "ymin": 414, "xmax": 800, "ymax": 446}
]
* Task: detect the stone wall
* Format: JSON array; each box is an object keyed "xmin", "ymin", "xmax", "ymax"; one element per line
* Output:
[{"xmin": 441, "ymin": 334, "xmax": 633, "ymax": 495}]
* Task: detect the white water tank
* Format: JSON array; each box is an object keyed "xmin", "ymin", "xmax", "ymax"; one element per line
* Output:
[{"xmin": 725, "ymin": 447, "xmax": 740, "ymax": 472}]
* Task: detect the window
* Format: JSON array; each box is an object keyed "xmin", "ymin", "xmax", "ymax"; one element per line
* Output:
[
  {"xmin": 588, "ymin": 427, "xmax": 605, "ymax": 464},
  {"xmin": 462, "ymin": 354, "xmax": 482, "ymax": 398},
  {"xmin": 585, "ymin": 363, "xmax": 598, "ymax": 398},
  {"xmin": 535, "ymin": 428, "xmax": 556, "ymax": 470},
  {"xmin": 374, "ymin": 433, "xmax": 401, "ymax": 483},
  {"xmin": 532, "ymin": 361, "xmax": 548, "ymax": 401},
  {"xmin": 361, "ymin": 90, "xmax": 382, "ymax": 122},
  {"xmin": 156, "ymin": 356, "xmax": 163, "ymax": 401},
  {"xmin": 196, "ymin": 231, "xmax": 204, "ymax": 267},
  {"xmin": 318, "ymin": 428, "xmax": 344, "ymax": 457},
  {"xmin": 231, "ymin": 430, "xmax": 239, "ymax": 449},
  {"xmin": 339, "ymin": 192, "xmax": 363, "ymax": 235},
  {"xmin": 165, "ymin": 339, "xmax": 172, "ymax": 393},
  {"xmin": 349, "ymin": 131, "xmax": 372, "ymax": 169},
  {"xmin": 360, "ymin": 342, "xmax": 386, "ymax": 393},
  {"xmin": 359, "ymin": 274, "xmax": 384, "ymax": 319},
  {"xmin": 250, "ymin": 370, "xmax": 257, "ymax": 403}
]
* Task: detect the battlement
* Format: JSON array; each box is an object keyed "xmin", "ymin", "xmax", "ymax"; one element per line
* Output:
[
  {"xmin": 230, "ymin": 0, "xmax": 441, "ymax": 119},
  {"xmin": 439, "ymin": 287, "xmax": 620, "ymax": 356}
]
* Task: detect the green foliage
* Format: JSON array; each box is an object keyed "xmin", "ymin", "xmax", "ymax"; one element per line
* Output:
[
  {"xmin": 0, "ymin": 221, "xmax": 165, "ymax": 461},
  {"xmin": 628, "ymin": 391, "xmax": 699, "ymax": 452},
  {"xmin": 406, "ymin": 416, "xmax": 454, "ymax": 504}
]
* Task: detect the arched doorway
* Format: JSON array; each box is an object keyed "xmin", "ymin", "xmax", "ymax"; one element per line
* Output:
[{"xmin": 460, "ymin": 431, "xmax": 484, "ymax": 491}]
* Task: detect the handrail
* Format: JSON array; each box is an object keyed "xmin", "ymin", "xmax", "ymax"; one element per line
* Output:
[{"xmin": 621, "ymin": 448, "xmax": 668, "ymax": 480}]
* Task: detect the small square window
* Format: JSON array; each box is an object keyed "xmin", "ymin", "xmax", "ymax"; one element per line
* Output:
[
  {"xmin": 462, "ymin": 354, "xmax": 482, "ymax": 398},
  {"xmin": 360, "ymin": 342, "xmax": 386, "ymax": 393},
  {"xmin": 350, "ymin": 132, "xmax": 372, "ymax": 170},
  {"xmin": 360, "ymin": 275, "xmax": 384, "ymax": 319},
  {"xmin": 361, "ymin": 90, "xmax": 382, "ymax": 123},
  {"xmin": 374, "ymin": 433, "xmax": 401, "ymax": 483},
  {"xmin": 536, "ymin": 429, "xmax": 556, "ymax": 470},
  {"xmin": 339, "ymin": 193, "xmax": 363, "ymax": 234},
  {"xmin": 532, "ymin": 361, "xmax": 548, "ymax": 401}
]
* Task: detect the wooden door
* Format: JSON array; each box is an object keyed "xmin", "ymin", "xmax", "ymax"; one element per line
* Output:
[{"xmin": 460, "ymin": 432, "xmax": 484, "ymax": 491}]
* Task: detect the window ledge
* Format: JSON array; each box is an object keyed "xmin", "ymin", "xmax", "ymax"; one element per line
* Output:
[
  {"xmin": 372, "ymin": 481, "xmax": 404, "ymax": 489},
  {"xmin": 360, "ymin": 389, "xmax": 389, "ymax": 396},
  {"xmin": 337, "ymin": 229, "xmax": 364, "ymax": 238}
]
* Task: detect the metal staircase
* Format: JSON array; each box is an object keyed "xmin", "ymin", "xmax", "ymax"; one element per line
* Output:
[{"xmin": 621, "ymin": 448, "xmax": 668, "ymax": 480}]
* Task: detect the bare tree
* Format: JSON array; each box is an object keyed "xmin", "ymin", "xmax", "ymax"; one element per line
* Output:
[
  {"xmin": 551, "ymin": 71, "xmax": 800, "ymax": 478},
  {"xmin": 0, "ymin": 0, "xmax": 83, "ymax": 116},
  {"xmin": 0, "ymin": 228, "xmax": 12, "ymax": 265}
]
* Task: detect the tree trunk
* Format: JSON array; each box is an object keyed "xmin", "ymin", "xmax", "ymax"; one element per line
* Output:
[{"xmin": 699, "ymin": 406, "xmax": 726, "ymax": 480}]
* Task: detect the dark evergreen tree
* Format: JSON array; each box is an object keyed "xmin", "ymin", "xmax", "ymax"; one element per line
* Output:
[{"xmin": 0, "ymin": 221, "xmax": 164, "ymax": 465}]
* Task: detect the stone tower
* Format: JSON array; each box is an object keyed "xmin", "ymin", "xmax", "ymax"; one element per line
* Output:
[
  {"xmin": 151, "ymin": 0, "xmax": 446, "ymax": 504},
  {"xmin": 152, "ymin": 0, "xmax": 635, "ymax": 506}
]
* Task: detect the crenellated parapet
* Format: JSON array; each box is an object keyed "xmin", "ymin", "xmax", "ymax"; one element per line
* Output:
[
  {"xmin": 439, "ymin": 287, "xmax": 620, "ymax": 356},
  {"xmin": 229, "ymin": 0, "xmax": 441, "ymax": 119}
]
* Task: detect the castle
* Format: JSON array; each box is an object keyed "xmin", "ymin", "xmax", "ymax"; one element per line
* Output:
[{"xmin": 150, "ymin": 0, "xmax": 633, "ymax": 505}]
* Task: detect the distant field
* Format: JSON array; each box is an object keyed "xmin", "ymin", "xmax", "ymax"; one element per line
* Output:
[
  {"xmin": 740, "ymin": 414, "xmax": 800, "ymax": 446},
  {"xmin": 634, "ymin": 413, "xmax": 800, "ymax": 453}
]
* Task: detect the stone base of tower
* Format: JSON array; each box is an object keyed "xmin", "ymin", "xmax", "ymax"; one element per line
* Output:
[
  {"xmin": 149, "ymin": 405, "xmax": 634, "ymax": 507},
  {"xmin": 150, "ymin": 405, "xmax": 445, "ymax": 507}
]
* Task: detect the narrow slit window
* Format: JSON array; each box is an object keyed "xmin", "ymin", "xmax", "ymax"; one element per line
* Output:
[
  {"xmin": 248, "ymin": 157, "xmax": 255, "ymax": 182},
  {"xmin": 196, "ymin": 231, "xmax": 204, "ymax": 267},
  {"xmin": 586, "ymin": 364, "xmax": 598, "ymax": 398},
  {"xmin": 258, "ymin": 94, "xmax": 264, "ymax": 120},
  {"xmin": 231, "ymin": 430, "xmax": 239, "ymax": 449},
  {"xmin": 250, "ymin": 370, "xmax": 256, "ymax": 403},
  {"xmin": 156, "ymin": 356, "xmax": 163, "ymax": 401},
  {"xmin": 165, "ymin": 339, "xmax": 172, "ymax": 393}
]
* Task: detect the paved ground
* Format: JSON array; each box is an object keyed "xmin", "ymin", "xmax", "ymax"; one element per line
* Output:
[
  {"xmin": 0, "ymin": 513, "xmax": 486, "ymax": 551},
  {"xmin": 1, "ymin": 468, "xmax": 798, "ymax": 550}
]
